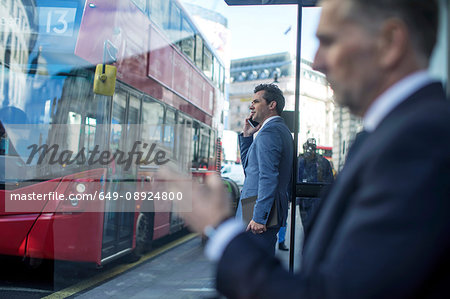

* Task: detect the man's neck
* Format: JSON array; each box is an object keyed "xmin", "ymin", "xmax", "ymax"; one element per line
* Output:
[
  {"xmin": 261, "ymin": 113, "xmax": 279, "ymax": 123},
  {"xmin": 360, "ymin": 48, "xmax": 426, "ymax": 117},
  {"xmin": 361, "ymin": 67, "xmax": 421, "ymax": 116},
  {"xmin": 363, "ymin": 70, "xmax": 433, "ymax": 131}
]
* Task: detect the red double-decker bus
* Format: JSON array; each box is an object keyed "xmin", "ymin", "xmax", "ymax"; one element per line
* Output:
[
  {"xmin": 0, "ymin": 0, "xmax": 225, "ymax": 266},
  {"xmin": 316, "ymin": 145, "xmax": 332, "ymax": 161}
]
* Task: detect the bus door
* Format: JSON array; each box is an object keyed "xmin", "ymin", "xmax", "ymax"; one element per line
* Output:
[
  {"xmin": 138, "ymin": 96, "xmax": 168, "ymax": 239},
  {"xmin": 101, "ymin": 88, "xmax": 140, "ymax": 260}
]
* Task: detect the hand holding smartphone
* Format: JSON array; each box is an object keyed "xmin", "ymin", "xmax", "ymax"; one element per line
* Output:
[
  {"xmin": 247, "ymin": 119, "xmax": 260, "ymax": 128},
  {"xmin": 243, "ymin": 115, "xmax": 260, "ymax": 137}
]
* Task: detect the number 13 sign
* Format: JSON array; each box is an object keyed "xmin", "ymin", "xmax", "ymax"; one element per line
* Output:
[{"xmin": 38, "ymin": 6, "xmax": 77, "ymax": 36}]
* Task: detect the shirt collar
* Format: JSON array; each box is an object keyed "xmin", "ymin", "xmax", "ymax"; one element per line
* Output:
[
  {"xmin": 254, "ymin": 115, "xmax": 280, "ymax": 139},
  {"xmin": 364, "ymin": 70, "xmax": 435, "ymax": 132},
  {"xmin": 260, "ymin": 115, "xmax": 280, "ymax": 129}
]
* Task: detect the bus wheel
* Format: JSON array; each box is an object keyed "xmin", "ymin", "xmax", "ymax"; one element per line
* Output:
[
  {"xmin": 128, "ymin": 212, "xmax": 154, "ymax": 262},
  {"xmin": 222, "ymin": 178, "xmax": 240, "ymax": 214}
]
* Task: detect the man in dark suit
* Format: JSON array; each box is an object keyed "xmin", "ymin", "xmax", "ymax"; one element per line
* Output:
[
  {"xmin": 236, "ymin": 83, "xmax": 293, "ymax": 255},
  {"xmin": 163, "ymin": 0, "xmax": 450, "ymax": 297},
  {"xmin": 297, "ymin": 137, "xmax": 334, "ymax": 235}
]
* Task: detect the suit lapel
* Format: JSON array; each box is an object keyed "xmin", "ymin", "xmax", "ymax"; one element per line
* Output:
[
  {"xmin": 302, "ymin": 132, "xmax": 373, "ymax": 273},
  {"xmin": 301, "ymin": 82, "xmax": 446, "ymax": 274},
  {"xmin": 243, "ymin": 118, "xmax": 282, "ymax": 170}
]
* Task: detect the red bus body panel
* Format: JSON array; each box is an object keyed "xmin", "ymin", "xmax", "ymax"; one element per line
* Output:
[
  {"xmin": 0, "ymin": 169, "xmax": 105, "ymax": 263},
  {"xmin": 0, "ymin": 178, "xmax": 62, "ymax": 257},
  {"xmin": 0, "ymin": 213, "xmax": 37, "ymax": 256},
  {"xmin": 26, "ymin": 212, "xmax": 103, "ymax": 262}
]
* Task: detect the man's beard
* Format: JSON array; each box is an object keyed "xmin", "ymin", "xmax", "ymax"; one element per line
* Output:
[{"xmin": 333, "ymin": 87, "xmax": 362, "ymax": 116}]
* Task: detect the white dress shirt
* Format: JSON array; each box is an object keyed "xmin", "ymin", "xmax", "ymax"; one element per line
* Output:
[{"xmin": 253, "ymin": 115, "xmax": 281, "ymax": 139}]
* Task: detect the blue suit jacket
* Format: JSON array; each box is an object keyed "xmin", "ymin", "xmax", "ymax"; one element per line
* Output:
[
  {"xmin": 237, "ymin": 117, "xmax": 293, "ymax": 226},
  {"xmin": 217, "ymin": 82, "xmax": 450, "ymax": 298}
]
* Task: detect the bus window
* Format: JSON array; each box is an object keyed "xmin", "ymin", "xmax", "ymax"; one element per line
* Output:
[
  {"xmin": 103, "ymin": 88, "xmax": 138, "ymax": 251},
  {"xmin": 58, "ymin": 71, "xmax": 110, "ymax": 166},
  {"xmin": 2, "ymin": 69, "xmax": 111, "ymax": 179},
  {"xmin": 128, "ymin": 95, "xmax": 140, "ymax": 125},
  {"xmin": 213, "ymin": 57, "xmax": 220, "ymax": 86},
  {"xmin": 203, "ymin": 46, "xmax": 213, "ymax": 80},
  {"xmin": 163, "ymin": 108, "xmax": 176, "ymax": 157},
  {"xmin": 191, "ymin": 124, "xmax": 212, "ymax": 170},
  {"xmin": 191, "ymin": 121, "xmax": 200, "ymax": 168},
  {"xmin": 141, "ymin": 97, "xmax": 164, "ymax": 144},
  {"xmin": 219, "ymin": 65, "xmax": 225, "ymax": 92},
  {"xmin": 176, "ymin": 114, "xmax": 192, "ymax": 172},
  {"xmin": 199, "ymin": 126, "xmax": 211, "ymax": 167},
  {"xmin": 195, "ymin": 35, "xmax": 204, "ymax": 69},
  {"xmin": 168, "ymin": 1, "xmax": 182, "ymax": 44},
  {"xmin": 180, "ymin": 17, "xmax": 195, "ymax": 61},
  {"xmin": 126, "ymin": 94, "xmax": 141, "ymax": 169},
  {"xmin": 149, "ymin": 0, "xmax": 170, "ymax": 30},
  {"xmin": 84, "ymin": 117, "xmax": 97, "ymax": 153},
  {"xmin": 61, "ymin": 112, "xmax": 83, "ymax": 161},
  {"xmin": 110, "ymin": 91, "xmax": 127, "ymax": 154},
  {"xmin": 209, "ymin": 129, "xmax": 216, "ymax": 168}
]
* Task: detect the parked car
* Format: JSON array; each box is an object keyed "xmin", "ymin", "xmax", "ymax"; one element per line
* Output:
[{"xmin": 221, "ymin": 163, "xmax": 245, "ymax": 187}]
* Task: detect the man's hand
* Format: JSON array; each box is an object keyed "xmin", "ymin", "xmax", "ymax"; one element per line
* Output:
[
  {"xmin": 246, "ymin": 220, "xmax": 266, "ymax": 234},
  {"xmin": 243, "ymin": 114, "xmax": 261, "ymax": 137},
  {"xmin": 157, "ymin": 167, "xmax": 232, "ymax": 234}
]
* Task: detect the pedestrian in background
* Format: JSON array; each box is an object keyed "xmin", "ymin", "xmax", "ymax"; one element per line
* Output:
[
  {"xmin": 297, "ymin": 137, "xmax": 334, "ymax": 235},
  {"xmin": 278, "ymin": 138, "xmax": 334, "ymax": 251}
]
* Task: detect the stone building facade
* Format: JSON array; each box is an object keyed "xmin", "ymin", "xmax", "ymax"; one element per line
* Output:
[{"xmin": 229, "ymin": 52, "xmax": 335, "ymax": 160}]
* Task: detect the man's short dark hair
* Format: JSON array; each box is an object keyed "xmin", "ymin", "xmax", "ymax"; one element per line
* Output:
[
  {"xmin": 254, "ymin": 83, "xmax": 285, "ymax": 115},
  {"xmin": 344, "ymin": 0, "xmax": 438, "ymax": 61}
]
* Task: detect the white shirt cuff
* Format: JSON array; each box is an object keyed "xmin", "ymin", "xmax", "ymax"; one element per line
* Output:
[{"xmin": 204, "ymin": 218, "xmax": 245, "ymax": 262}]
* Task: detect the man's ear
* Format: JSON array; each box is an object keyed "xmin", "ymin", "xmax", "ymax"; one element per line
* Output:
[
  {"xmin": 377, "ymin": 18, "xmax": 408, "ymax": 69},
  {"xmin": 269, "ymin": 100, "xmax": 277, "ymax": 111}
]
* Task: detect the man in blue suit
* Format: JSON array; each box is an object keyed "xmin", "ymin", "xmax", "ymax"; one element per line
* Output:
[{"xmin": 236, "ymin": 83, "xmax": 293, "ymax": 255}]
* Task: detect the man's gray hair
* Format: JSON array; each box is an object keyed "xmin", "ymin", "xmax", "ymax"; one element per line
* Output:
[{"xmin": 339, "ymin": 0, "xmax": 438, "ymax": 61}]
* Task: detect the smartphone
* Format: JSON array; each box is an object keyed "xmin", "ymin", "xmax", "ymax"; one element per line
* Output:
[{"xmin": 247, "ymin": 119, "xmax": 259, "ymax": 128}]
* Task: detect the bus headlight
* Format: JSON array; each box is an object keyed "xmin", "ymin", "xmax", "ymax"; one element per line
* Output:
[{"xmin": 76, "ymin": 183, "xmax": 86, "ymax": 193}]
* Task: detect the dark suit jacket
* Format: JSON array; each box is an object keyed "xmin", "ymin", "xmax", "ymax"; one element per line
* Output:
[{"xmin": 217, "ymin": 82, "xmax": 450, "ymax": 298}]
